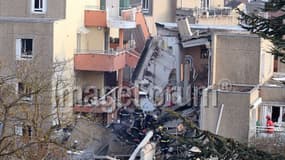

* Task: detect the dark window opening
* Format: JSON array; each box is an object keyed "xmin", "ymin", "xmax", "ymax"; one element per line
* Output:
[
  {"xmin": 21, "ymin": 39, "xmax": 33, "ymax": 57},
  {"xmin": 200, "ymin": 48, "xmax": 209, "ymax": 59},
  {"xmin": 34, "ymin": 0, "xmax": 43, "ymax": 9},
  {"xmin": 23, "ymin": 125, "xmax": 32, "ymax": 138},
  {"xmin": 18, "ymin": 82, "xmax": 32, "ymax": 100},
  {"xmin": 272, "ymin": 106, "xmax": 280, "ymax": 122}
]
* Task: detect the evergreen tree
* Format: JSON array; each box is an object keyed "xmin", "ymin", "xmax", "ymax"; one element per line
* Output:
[
  {"xmin": 237, "ymin": 0, "xmax": 285, "ymax": 62},
  {"xmin": 165, "ymin": 111, "xmax": 285, "ymax": 160}
]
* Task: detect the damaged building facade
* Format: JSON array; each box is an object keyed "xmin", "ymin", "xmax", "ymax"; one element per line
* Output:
[{"xmin": 134, "ymin": 18, "xmax": 285, "ymax": 143}]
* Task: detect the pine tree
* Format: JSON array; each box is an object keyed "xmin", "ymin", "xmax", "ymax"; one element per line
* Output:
[
  {"xmin": 237, "ymin": 0, "xmax": 285, "ymax": 62},
  {"xmin": 165, "ymin": 110, "xmax": 285, "ymax": 160}
]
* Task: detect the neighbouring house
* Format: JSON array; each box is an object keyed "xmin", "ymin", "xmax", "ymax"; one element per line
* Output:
[
  {"xmin": 73, "ymin": 0, "xmax": 150, "ymax": 125},
  {"xmin": 0, "ymin": 0, "xmax": 149, "ymax": 141}
]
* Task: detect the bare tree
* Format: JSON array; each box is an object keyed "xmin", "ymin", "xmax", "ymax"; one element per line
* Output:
[{"xmin": 0, "ymin": 57, "xmax": 73, "ymax": 159}]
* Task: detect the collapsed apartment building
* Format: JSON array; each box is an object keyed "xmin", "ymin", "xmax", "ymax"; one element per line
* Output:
[
  {"xmin": 67, "ymin": 19, "xmax": 285, "ymax": 158},
  {"xmin": 130, "ymin": 18, "xmax": 285, "ymax": 144},
  {"xmin": 64, "ymin": 3, "xmax": 285, "ymax": 160}
]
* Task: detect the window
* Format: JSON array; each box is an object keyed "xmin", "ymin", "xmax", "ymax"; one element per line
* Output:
[
  {"xmin": 16, "ymin": 39, "xmax": 33, "ymax": 60},
  {"xmin": 15, "ymin": 125, "xmax": 32, "ymax": 138},
  {"xmin": 24, "ymin": 125, "xmax": 32, "ymax": 138},
  {"xmin": 15, "ymin": 125, "xmax": 23, "ymax": 136},
  {"xmin": 32, "ymin": 0, "xmax": 46, "ymax": 13},
  {"xmin": 142, "ymin": 0, "xmax": 150, "ymax": 13},
  {"xmin": 200, "ymin": 48, "xmax": 209, "ymax": 59},
  {"xmin": 100, "ymin": 0, "xmax": 106, "ymax": 10},
  {"xmin": 17, "ymin": 82, "xmax": 32, "ymax": 101}
]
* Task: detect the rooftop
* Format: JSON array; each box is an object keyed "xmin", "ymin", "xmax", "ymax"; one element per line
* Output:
[{"xmin": 156, "ymin": 22, "xmax": 246, "ymax": 31}]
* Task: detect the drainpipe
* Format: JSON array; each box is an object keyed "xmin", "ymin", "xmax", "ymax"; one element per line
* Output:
[{"xmin": 207, "ymin": 46, "xmax": 212, "ymax": 86}]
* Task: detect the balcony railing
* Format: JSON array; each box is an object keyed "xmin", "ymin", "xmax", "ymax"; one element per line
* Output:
[
  {"xmin": 74, "ymin": 48, "xmax": 139, "ymax": 72},
  {"xmin": 84, "ymin": 6, "xmax": 137, "ymax": 29},
  {"xmin": 107, "ymin": 8, "xmax": 137, "ymax": 29},
  {"xmin": 76, "ymin": 46, "xmax": 136, "ymax": 54},
  {"xmin": 73, "ymin": 87, "xmax": 119, "ymax": 114},
  {"xmin": 85, "ymin": 5, "xmax": 101, "ymax": 11},
  {"xmin": 256, "ymin": 125, "xmax": 285, "ymax": 138}
]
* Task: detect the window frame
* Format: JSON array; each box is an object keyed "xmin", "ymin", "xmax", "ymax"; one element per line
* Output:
[
  {"xmin": 31, "ymin": 0, "xmax": 47, "ymax": 14},
  {"xmin": 17, "ymin": 82, "xmax": 33, "ymax": 102},
  {"xmin": 16, "ymin": 38, "xmax": 34, "ymax": 60},
  {"xmin": 142, "ymin": 0, "xmax": 150, "ymax": 13}
]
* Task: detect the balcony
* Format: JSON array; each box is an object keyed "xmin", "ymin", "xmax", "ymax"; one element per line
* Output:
[
  {"xmin": 84, "ymin": 5, "xmax": 137, "ymax": 29},
  {"xmin": 73, "ymin": 87, "xmax": 119, "ymax": 114},
  {"xmin": 108, "ymin": 8, "xmax": 137, "ymax": 29},
  {"xmin": 74, "ymin": 49, "xmax": 139, "ymax": 72},
  {"xmin": 73, "ymin": 105, "xmax": 111, "ymax": 113}
]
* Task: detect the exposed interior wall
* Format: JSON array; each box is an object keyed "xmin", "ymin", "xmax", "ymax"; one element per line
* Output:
[
  {"xmin": 75, "ymin": 71, "xmax": 105, "ymax": 96},
  {"xmin": 183, "ymin": 46, "xmax": 208, "ymax": 86}
]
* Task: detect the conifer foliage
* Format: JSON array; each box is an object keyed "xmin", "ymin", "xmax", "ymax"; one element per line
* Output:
[
  {"xmin": 167, "ymin": 111, "xmax": 285, "ymax": 160},
  {"xmin": 237, "ymin": 0, "xmax": 285, "ymax": 62}
]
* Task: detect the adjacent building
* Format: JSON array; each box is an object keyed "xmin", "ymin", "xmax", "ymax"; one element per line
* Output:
[{"xmin": 0, "ymin": 0, "xmax": 149, "ymax": 140}]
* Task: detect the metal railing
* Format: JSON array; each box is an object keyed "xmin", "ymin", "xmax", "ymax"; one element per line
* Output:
[
  {"xmin": 177, "ymin": 7, "xmax": 233, "ymax": 17},
  {"xmin": 256, "ymin": 125, "xmax": 285, "ymax": 133},
  {"xmin": 85, "ymin": 5, "xmax": 101, "ymax": 11},
  {"xmin": 75, "ymin": 47, "xmax": 136, "ymax": 55}
]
